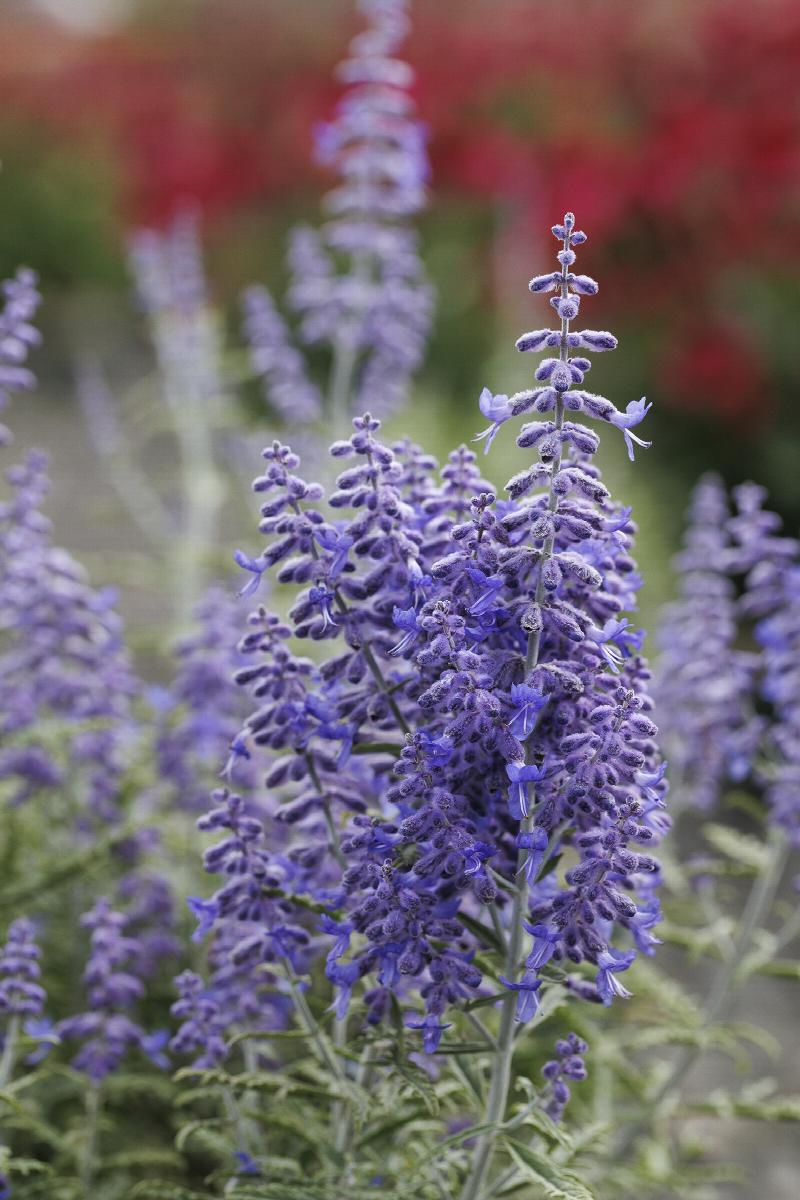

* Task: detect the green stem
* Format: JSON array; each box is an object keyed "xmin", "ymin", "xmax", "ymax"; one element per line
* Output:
[
  {"xmin": 0, "ymin": 1015, "xmax": 19, "ymax": 1090},
  {"xmin": 282, "ymin": 960, "xmax": 345, "ymax": 1083},
  {"xmin": 156, "ymin": 311, "xmax": 225, "ymax": 633},
  {"xmin": 81, "ymin": 1084, "xmax": 101, "ymax": 1192}
]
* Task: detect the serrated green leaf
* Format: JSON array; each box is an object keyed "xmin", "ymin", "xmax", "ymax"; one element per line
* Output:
[
  {"xmin": 504, "ymin": 1138, "xmax": 597, "ymax": 1200},
  {"xmin": 393, "ymin": 1058, "xmax": 440, "ymax": 1116},
  {"xmin": 174, "ymin": 1117, "xmax": 227, "ymax": 1155}
]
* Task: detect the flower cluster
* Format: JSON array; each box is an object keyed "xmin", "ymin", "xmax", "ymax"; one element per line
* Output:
[
  {"xmin": 0, "ymin": 268, "xmax": 41, "ymax": 444},
  {"xmin": 657, "ymin": 477, "xmax": 800, "ymax": 839},
  {"xmin": 0, "ymin": 919, "xmax": 45, "ymax": 1022},
  {"xmin": 0, "ymin": 446, "xmax": 138, "ymax": 825},
  {"xmin": 541, "ymin": 1032, "xmax": 588, "ymax": 1122},
  {"xmin": 57, "ymin": 899, "xmax": 167, "ymax": 1083},
  {"xmin": 198, "ymin": 214, "xmax": 666, "ymax": 1054},
  {"xmin": 655, "ymin": 475, "xmax": 762, "ymax": 811},
  {"xmin": 244, "ymin": 0, "xmax": 433, "ymax": 427}
]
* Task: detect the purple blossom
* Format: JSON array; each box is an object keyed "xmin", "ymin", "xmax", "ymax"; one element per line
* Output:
[
  {"xmin": 596, "ymin": 947, "xmax": 636, "ymax": 1004},
  {"xmin": 508, "ymin": 684, "xmax": 548, "ymax": 739},
  {"xmin": 506, "ymin": 760, "xmax": 549, "ymax": 820},
  {"xmin": 608, "ymin": 398, "xmax": 653, "ymax": 461},
  {"xmin": 0, "ymin": 448, "xmax": 139, "ymax": 826},
  {"xmin": 523, "ymin": 923, "xmax": 560, "ymax": 971},
  {"xmin": 406, "ymin": 1015, "xmax": 452, "ymax": 1054},
  {"xmin": 241, "ymin": 284, "xmax": 322, "ymax": 424},
  {"xmin": 170, "ymin": 970, "xmax": 229, "ymax": 1068},
  {"xmin": 473, "ymin": 388, "xmax": 513, "ymax": 453},
  {"xmin": 498, "ymin": 972, "xmax": 542, "ymax": 1023},
  {"xmin": 157, "ymin": 585, "xmax": 257, "ymax": 812}
]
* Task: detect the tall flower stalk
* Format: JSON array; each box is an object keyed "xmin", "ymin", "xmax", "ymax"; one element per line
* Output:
[{"xmin": 244, "ymin": 0, "xmax": 433, "ymax": 434}]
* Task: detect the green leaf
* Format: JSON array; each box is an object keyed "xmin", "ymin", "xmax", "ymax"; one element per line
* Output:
[
  {"xmin": 393, "ymin": 1058, "xmax": 440, "ymax": 1116},
  {"xmin": 459, "ymin": 911, "xmax": 506, "ymax": 955},
  {"xmin": 755, "ymin": 958, "xmax": 800, "ymax": 981},
  {"xmin": 504, "ymin": 1138, "xmax": 597, "ymax": 1200},
  {"xmin": 129, "ymin": 1186, "xmax": 213, "ymax": 1200},
  {"xmin": 99, "ymin": 1148, "xmax": 184, "ymax": 1174},
  {"xmin": 703, "ymin": 823, "xmax": 769, "ymax": 871},
  {"xmin": 687, "ymin": 1091, "xmax": 800, "ymax": 1122},
  {"xmin": 174, "ymin": 1117, "xmax": 227, "ymax": 1155}
]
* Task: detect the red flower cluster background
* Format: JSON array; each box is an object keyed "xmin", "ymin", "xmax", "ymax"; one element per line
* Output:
[{"xmin": 0, "ymin": 0, "xmax": 798, "ymax": 450}]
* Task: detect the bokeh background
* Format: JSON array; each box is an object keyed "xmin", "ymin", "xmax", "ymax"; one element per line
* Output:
[
  {"xmin": 1, "ymin": 1, "xmax": 800, "ymax": 1193},
  {"xmin": 2, "ymin": 0, "xmax": 799, "ymax": 644}
]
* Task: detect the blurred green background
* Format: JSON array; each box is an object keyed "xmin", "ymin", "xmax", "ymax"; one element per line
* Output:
[{"xmin": 1, "ymin": 0, "xmax": 799, "ymax": 637}]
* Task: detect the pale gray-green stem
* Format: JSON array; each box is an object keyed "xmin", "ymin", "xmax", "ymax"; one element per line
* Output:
[
  {"xmin": 155, "ymin": 308, "xmax": 225, "ymax": 633},
  {"xmin": 81, "ymin": 1083, "xmax": 101, "ymax": 1191},
  {"xmin": 327, "ymin": 250, "xmax": 372, "ymax": 434},
  {"xmin": 0, "ymin": 1014, "xmax": 19, "ymax": 1090},
  {"xmin": 459, "ymin": 227, "xmax": 572, "ymax": 1200}
]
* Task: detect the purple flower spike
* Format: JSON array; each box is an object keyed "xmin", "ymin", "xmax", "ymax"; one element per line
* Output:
[
  {"xmin": 192, "ymin": 212, "xmax": 669, "ymax": 1051},
  {"xmin": 57, "ymin": 900, "xmax": 160, "ymax": 1083}
]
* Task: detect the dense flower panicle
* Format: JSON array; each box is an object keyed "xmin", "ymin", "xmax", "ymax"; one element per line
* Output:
[
  {"xmin": 284, "ymin": 0, "xmax": 433, "ymax": 418},
  {"xmin": 58, "ymin": 900, "xmax": 166, "ymax": 1083},
  {"xmin": 0, "ymin": 268, "xmax": 41, "ymax": 442},
  {"xmin": 194, "ymin": 788, "xmax": 312, "ymax": 975},
  {"xmin": 655, "ymin": 475, "xmax": 762, "ymax": 811},
  {"xmin": 0, "ymin": 449, "xmax": 138, "ymax": 823},
  {"xmin": 194, "ymin": 214, "xmax": 667, "ymax": 1049},
  {"xmin": 156, "ymin": 585, "xmax": 258, "ymax": 813},
  {"xmin": 0, "ymin": 919, "xmax": 45, "ymax": 1019}
]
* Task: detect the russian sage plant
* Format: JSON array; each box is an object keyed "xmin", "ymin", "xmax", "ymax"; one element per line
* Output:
[{"xmin": 171, "ymin": 210, "xmax": 666, "ymax": 1195}]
